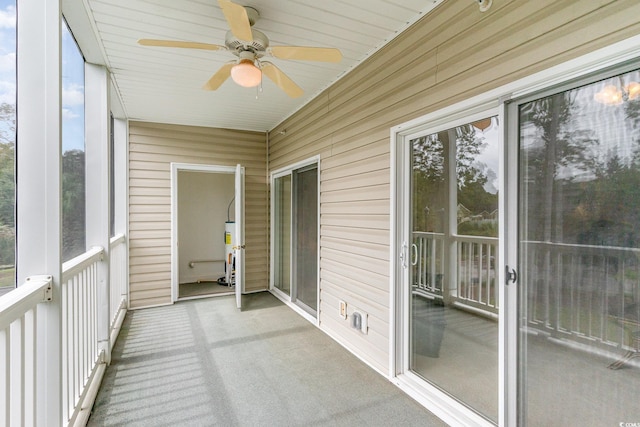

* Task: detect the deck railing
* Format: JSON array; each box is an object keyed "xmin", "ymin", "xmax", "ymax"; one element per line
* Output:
[
  {"xmin": 456, "ymin": 235, "xmax": 498, "ymax": 313},
  {"xmin": 61, "ymin": 247, "xmax": 104, "ymax": 424},
  {"xmin": 522, "ymin": 240, "xmax": 640, "ymax": 353},
  {"xmin": 0, "ymin": 237, "xmax": 128, "ymax": 426},
  {"xmin": 412, "ymin": 232, "xmax": 499, "ymax": 314},
  {"xmin": 411, "ymin": 232, "xmax": 640, "ymax": 352},
  {"xmin": 0, "ymin": 275, "xmax": 52, "ymax": 426}
]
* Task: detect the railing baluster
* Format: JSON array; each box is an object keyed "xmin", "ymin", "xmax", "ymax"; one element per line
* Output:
[
  {"xmin": 0, "ymin": 328, "xmax": 8, "ymax": 426},
  {"xmin": 24, "ymin": 309, "xmax": 36, "ymax": 427}
]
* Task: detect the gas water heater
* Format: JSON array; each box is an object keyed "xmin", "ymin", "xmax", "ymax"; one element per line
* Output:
[{"xmin": 223, "ymin": 220, "xmax": 236, "ymax": 287}]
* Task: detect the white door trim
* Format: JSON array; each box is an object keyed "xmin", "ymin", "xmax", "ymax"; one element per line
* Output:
[{"xmin": 170, "ymin": 163, "xmax": 237, "ymax": 303}]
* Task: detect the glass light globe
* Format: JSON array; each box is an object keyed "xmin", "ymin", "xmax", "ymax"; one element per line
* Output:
[{"xmin": 231, "ymin": 60, "xmax": 262, "ymax": 88}]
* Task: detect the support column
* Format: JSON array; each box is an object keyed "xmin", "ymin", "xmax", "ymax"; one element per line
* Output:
[
  {"xmin": 85, "ymin": 62, "xmax": 111, "ymax": 363},
  {"xmin": 16, "ymin": 0, "xmax": 63, "ymax": 424}
]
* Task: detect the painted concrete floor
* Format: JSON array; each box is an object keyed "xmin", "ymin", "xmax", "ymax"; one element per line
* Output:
[{"xmin": 88, "ymin": 292, "xmax": 447, "ymax": 427}]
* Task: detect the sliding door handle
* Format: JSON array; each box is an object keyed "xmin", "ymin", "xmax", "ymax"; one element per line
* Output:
[{"xmin": 505, "ymin": 265, "xmax": 518, "ymax": 285}]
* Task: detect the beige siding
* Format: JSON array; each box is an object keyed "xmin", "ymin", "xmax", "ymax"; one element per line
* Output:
[
  {"xmin": 268, "ymin": 0, "xmax": 640, "ymax": 373},
  {"xmin": 129, "ymin": 121, "xmax": 267, "ymax": 308}
]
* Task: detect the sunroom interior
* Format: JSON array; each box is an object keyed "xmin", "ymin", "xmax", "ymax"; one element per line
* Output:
[{"xmin": 2, "ymin": 0, "xmax": 640, "ymax": 426}]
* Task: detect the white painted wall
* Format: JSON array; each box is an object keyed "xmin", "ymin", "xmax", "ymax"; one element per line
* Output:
[{"xmin": 177, "ymin": 171, "xmax": 235, "ymax": 284}]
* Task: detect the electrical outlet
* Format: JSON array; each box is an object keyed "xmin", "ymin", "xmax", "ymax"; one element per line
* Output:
[{"xmin": 339, "ymin": 301, "xmax": 347, "ymax": 319}]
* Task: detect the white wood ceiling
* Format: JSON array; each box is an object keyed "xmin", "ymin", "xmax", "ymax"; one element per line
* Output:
[{"xmin": 81, "ymin": 0, "xmax": 443, "ymax": 132}]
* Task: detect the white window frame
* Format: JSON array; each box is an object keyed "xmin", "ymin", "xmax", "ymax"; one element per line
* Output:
[{"xmin": 390, "ymin": 33, "xmax": 640, "ymax": 427}]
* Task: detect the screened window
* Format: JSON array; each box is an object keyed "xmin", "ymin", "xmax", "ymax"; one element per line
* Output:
[
  {"xmin": 0, "ymin": 0, "xmax": 15, "ymax": 292},
  {"xmin": 61, "ymin": 20, "xmax": 86, "ymax": 261}
]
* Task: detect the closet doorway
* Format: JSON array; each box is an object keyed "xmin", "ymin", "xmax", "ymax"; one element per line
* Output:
[{"xmin": 171, "ymin": 163, "xmax": 245, "ymax": 307}]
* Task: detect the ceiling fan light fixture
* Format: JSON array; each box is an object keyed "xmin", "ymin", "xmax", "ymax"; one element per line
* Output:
[{"xmin": 231, "ymin": 59, "xmax": 262, "ymax": 88}]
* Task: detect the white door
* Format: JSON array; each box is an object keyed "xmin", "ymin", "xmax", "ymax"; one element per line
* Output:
[{"xmin": 235, "ymin": 164, "xmax": 245, "ymax": 309}]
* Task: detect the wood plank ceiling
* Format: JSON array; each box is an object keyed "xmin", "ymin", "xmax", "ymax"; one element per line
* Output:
[{"xmin": 82, "ymin": 0, "xmax": 443, "ymax": 131}]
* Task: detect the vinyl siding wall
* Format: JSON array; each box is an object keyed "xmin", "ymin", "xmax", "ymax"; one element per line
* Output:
[
  {"xmin": 268, "ymin": 0, "xmax": 640, "ymax": 374},
  {"xmin": 129, "ymin": 121, "xmax": 267, "ymax": 308}
]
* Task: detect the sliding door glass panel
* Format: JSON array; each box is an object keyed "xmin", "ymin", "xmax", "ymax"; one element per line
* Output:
[
  {"xmin": 274, "ymin": 175, "xmax": 291, "ymax": 295},
  {"xmin": 518, "ymin": 69, "xmax": 640, "ymax": 425},
  {"xmin": 294, "ymin": 166, "xmax": 318, "ymax": 313},
  {"xmin": 410, "ymin": 117, "xmax": 499, "ymax": 422}
]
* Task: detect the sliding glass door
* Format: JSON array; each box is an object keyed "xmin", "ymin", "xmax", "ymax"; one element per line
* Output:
[
  {"xmin": 273, "ymin": 175, "xmax": 291, "ymax": 295},
  {"xmin": 400, "ymin": 115, "xmax": 501, "ymax": 423},
  {"xmin": 272, "ymin": 161, "xmax": 319, "ymax": 318},
  {"xmin": 396, "ymin": 61, "xmax": 640, "ymax": 426},
  {"xmin": 293, "ymin": 166, "xmax": 318, "ymax": 313},
  {"xmin": 515, "ymin": 67, "xmax": 640, "ymax": 425}
]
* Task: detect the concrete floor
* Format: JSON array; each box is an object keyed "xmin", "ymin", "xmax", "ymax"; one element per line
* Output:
[
  {"xmin": 88, "ymin": 292, "xmax": 447, "ymax": 427},
  {"xmin": 412, "ymin": 298, "xmax": 640, "ymax": 426}
]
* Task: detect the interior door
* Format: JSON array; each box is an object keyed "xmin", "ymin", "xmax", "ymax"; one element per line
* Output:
[{"xmin": 235, "ymin": 164, "xmax": 244, "ymax": 309}]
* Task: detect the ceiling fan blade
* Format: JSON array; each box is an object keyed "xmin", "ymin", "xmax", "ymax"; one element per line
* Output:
[
  {"xmin": 203, "ymin": 63, "xmax": 234, "ymax": 90},
  {"xmin": 218, "ymin": 0, "xmax": 253, "ymax": 42},
  {"xmin": 138, "ymin": 39, "xmax": 225, "ymax": 51},
  {"xmin": 262, "ymin": 62, "xmax": 303, "ymax": 98},
  {"xmin": 269, "ymin": 46, "xmax": 342, "ymax": 63}
]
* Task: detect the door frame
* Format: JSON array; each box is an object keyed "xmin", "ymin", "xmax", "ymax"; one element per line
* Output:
[
  {"xmin": 389, "ymin": 34, "xmax": 640, "ymax": 426},
  {"xmin": 391, "ymin": 103, "xmax": 504, "ymax": 427},
  {"xmin": 170, "ymin": 163, "xmax": 243, "ymax": 303},
  {"xmin": 269, "ymin": 155, "xmax": 320, "ymax": 324}
]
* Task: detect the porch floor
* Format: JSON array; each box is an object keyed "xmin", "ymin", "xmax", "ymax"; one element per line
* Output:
[{"xmin": 88, "ymin": 292, "xmax": 446, "ymax": 426}]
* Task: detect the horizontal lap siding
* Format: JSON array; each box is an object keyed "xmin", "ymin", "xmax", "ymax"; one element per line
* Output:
[
  {"xmin": 268, "ymin": 0, "xmax": 640, "ymax": 373},
  {"xmin": 129, "ymin": 121, "xmax": 267, "ymax": 308}
]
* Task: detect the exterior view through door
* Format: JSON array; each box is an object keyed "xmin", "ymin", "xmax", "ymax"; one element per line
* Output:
[
  {"xmin": 514, "ymin": 66, "xmax": 640, "ymax": 425},
  {"xmin": 394, "ymin": 63, "xmax": 640, "ymax": 425},
  {"xmin": 398, "ymin": 114, "xmax": 501, "ymax": 423}
]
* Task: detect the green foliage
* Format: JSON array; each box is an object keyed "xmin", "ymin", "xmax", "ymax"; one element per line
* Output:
[
  {"xmin": 458, "ymin": 220, "xmax": 498, "ymax": 237},
  {"xmin": 412, "ymin": 124, "xmax": 498, "ymax": 236},
  {"xmin": 0, "ymin": 103, "xmax": 15, "ymax": 265},
  {"xmin": 62, "ymin": 149, "xmax": 86, "ymax": 261},
  {"xmin": 0, "ymin": 102, "xmax": 86, "ymax": 264}
]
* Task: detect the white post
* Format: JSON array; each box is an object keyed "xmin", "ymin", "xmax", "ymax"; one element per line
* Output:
[
  {"xmin": 16, "ymin": 0, "xmax": 63, "ymax": 424},
  {"xmin": 113, "ymin": 118, "xmax": 129, "ymax": 307},
  {"xmin": 85, "ymin": 63, "xmax": 111, "ymax": 364}
]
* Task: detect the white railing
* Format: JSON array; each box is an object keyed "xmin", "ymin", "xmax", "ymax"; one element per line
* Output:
[
  {"xmin": 61, "ymin": 246, "xmax": 105, "ymax": 425},
  {"xmin": 412, "ymin": 232, "xmax": 445, "ymax": 297},
  {"xmin": 411, "ymin": 232, "xmax": 639, "ymax": 352},
  {"xmin": 0, "ymin": 236, "xmax": 128, "ymax": 426},
  {"xmin": 109, "ymin": 234, "xmax": 127, "ymax": 349},
  {"xmin": 456, "ymin": 235, "xmax": 498, "ymax": 313},
  {"xmin": 0, "ymin": 275, "xmax": 52, "ymax": 426},
  {"xmin": 523, "ymin": 240, "xmax": 640, "ymax": 353},
  {"xmin": 411, "ymin": 232, "xmax": 499, "ymax": 314}
]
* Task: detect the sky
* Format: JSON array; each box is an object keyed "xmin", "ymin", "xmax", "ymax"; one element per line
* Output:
[{"xmin": 0, "ymin": 0, "xmax": 85, "ymax": 151}]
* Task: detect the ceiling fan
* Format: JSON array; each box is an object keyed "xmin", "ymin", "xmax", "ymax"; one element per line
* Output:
[{"xmin": 138, "ymin": 0, "xmax": 343, "ymax": 98}]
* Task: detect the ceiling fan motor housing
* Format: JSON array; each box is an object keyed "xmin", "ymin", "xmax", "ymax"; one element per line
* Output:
[{"xmin": 225, "ymin": 29, "xmax": 269, "ymax": 55}]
